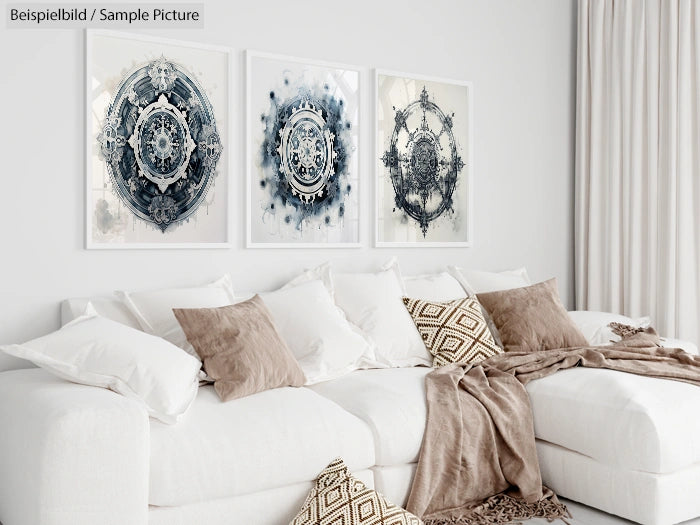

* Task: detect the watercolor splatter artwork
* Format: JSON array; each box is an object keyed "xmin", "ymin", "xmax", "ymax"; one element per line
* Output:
[
  {"xmin": 87, "ymin": 31, "xmax": 230, "ymax": 248},
  {"xmin": 247, "ymin": 52, "xmax": 360, "ymax": 247},
  {"xmin": 375, "ymin": 72, "xmax": 472, "ymax": 247}
]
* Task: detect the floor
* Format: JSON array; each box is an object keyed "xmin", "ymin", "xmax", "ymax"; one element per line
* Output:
[{"xmin": 526, "ymin": 499, "xmax": 700, "ymax": 525}]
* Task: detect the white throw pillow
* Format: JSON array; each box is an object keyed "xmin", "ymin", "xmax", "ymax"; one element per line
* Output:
[
  {"xmin": 61, "ymin": 296, "xmax": 142, "ymax": 329},
  {"xmin": 403, "ymin": 272, "xmax": 467, "ymax": 301},
  {"xmin": 117, "ymin": 275, "xmax": 235, "ymax": 359},
  {"xmin": 260, "ymin": 279, "xmax": 374, "ymax": 384},
  {"xmin": 282, "ymin": 261, "xmax": 335, "ymax": 297},
  {"xmin": 567, "ymin": 311, "xmax": 651, "ymax": 346},
  {"xmin": 0, "ymin": 307, "xmax": 201, "ymax": 424},
  {"xmin": 333, "ymin": 261, "xmax": 430, "ymax": 367},
  {"xmin": 448, "ymin": 266, "xmax": 531, "ymax": 295}
]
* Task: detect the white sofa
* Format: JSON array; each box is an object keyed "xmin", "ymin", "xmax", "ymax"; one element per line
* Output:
[{"xmin": 0, "ymin": 302, "xmax": 698, "ymax": 525}]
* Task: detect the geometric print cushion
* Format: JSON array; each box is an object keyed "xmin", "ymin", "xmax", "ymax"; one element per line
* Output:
[
  {"xmin": 402, "ymin": 296, "xmax": 502, "ymax": 368},
  {"xmin": 290, "ymin": 458, "xmax": 423, "ymax": 525}
]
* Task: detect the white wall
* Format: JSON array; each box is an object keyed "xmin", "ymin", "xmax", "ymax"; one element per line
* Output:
[{"xmin": 0, "ymin": 0, "xmax": 577, "ymax": 343}]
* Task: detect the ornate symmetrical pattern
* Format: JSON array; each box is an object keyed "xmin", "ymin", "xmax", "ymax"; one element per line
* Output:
[
  {"xmin": 259, "ymin": 83, "xmax": 352, "ymax": 229},
  {"xmin": 278, "ymin": 100, "xmax": 337, "ymax": 203},
  {"xmin": 382, "ymin": 86, "xmax": 465, "ymax": 237},
  {"xmin": 97, "ymin": 56, "xmax": 222, "ymax": 232},
  {"xmin": 291, "ymin": 458, "xmax": 423, "ymax": 525},
  {"xmin": 402, "ymin": 296, "xmax": 501, "ymax": 367}
]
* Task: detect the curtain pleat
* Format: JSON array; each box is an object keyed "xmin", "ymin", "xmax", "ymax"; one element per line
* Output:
[{"xmin": 576, "ymin": 0, "xmax": 700, "ymax": 344}]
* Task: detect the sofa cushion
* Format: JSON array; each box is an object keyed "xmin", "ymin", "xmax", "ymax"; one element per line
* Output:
[
  {"xmin": 535, "ymin": 440, "xmax": 700, "ymax": 525},
  {"xmin": 149, "ymin": 470, "xmax": 376, "ymax": 525},
  {"xmin": 311, "ymin": 365, "xmax": 700, "ymax": 476},
  {"xmin": 371, "ymin": 464, "xmax": 418, "ymax": 510},
  {"xmin": 309, "ymin": 368, "xmax": 431, "ymax": 466},
  {"xmin": 526, "ymin": 367, "xmax": 700, "ymax": 474},
  {"xmin": 149, "ymin": 385, "xmax": 375, "ymax": 507}
]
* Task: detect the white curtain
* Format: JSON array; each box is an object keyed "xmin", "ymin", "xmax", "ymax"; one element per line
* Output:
[{"xmin": 576, "ymin": 0, "xmax": 700, "ymax": 344}]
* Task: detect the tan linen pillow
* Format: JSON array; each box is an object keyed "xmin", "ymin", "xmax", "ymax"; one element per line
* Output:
[
  {"xmin": 173, "ymin": 295, "xmax": 305, "ymax": 402},
  {"xmin": 477, "ymin": 278, "xmax": 587, "ymax": 353},
  {"xmin": 402, "ymin": 296, "xmax": 502, "ymax": 367},
  {"xmin": 290, "ymin": 458, "xmax": 423, "ymax": 525}
]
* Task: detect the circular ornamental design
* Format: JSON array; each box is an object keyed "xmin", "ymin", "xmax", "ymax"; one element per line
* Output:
[
  {"xmin": 96, "ymin": 56, "xmax": 222, "ymax": 232},
  {"xmin": 382, "ymin": 86, "xmax": 464, "ymax": 237},
  {"xmin": 277, "ymin": 100, "xmax": 337, "ymax": 204}
]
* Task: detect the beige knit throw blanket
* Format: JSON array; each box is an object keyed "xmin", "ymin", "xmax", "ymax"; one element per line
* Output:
[{"xmin": 406, "ymin": 336, "xmax": 700, "ymax": 525}]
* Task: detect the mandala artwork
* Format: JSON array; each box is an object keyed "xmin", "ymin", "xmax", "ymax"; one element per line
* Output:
[
  {"xmin": 257, "ymin": 82, "xmax": 353, "ymax": 232},
  {"xmin": 96, "ymin": 56, "xmax": 222, "ymax": 232},
  {"xmin": 382, "ymin": 86, "xmax": 465, "ymax": 237}
]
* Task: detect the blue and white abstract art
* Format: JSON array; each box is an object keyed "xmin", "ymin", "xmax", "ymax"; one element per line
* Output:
[
  {"xmin": 87, "ymin": 31, "xmax": 229, "ymax": 248},
  {"xmin": 375, "ymin": 72, "xmax": 472, "ymax": 247},
  {"xmin": 247, "ymin": 52, "xmax": 360, "ymax": 247}
]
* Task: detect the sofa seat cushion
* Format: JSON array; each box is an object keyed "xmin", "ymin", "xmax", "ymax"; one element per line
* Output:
[
  {"xmin": 526, "ymin": 367, "xmax": 700, "ymax": 474},
  {"xmin": 149, "ymin": 385, "xmax": 375, "ymax": 507},
  {"xmin": 310, "ymin": 364, "xmax": 700, "ymax": 476},
  {"xmin": 149, "ymin": 470, "xmax": 376, "ymax": 525},
  {"xmin": 309, "ymin": 368, "xmax": 431, "ymax": 466}
]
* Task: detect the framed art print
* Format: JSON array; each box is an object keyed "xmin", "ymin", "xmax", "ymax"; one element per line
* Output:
[
  {"xmin": 375, "ymin": 70, "xmax": 473, "ymax": 247},
  {"xmin": 86, "ymin": 30, "xmax": 230, "ymax": 249},
  {"xmin": 247, "ymin": 51, "xmax": 360, "ymax": 248}
]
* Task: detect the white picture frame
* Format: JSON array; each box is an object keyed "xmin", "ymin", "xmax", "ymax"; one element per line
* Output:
[
  {"xmin": 86, "ymin": 30, "xmax": 232, "ymax": 249},
  {"xmin": 246, "ymin": 50, "xmax": 362, "ymax": 248},
  {"xmin": 374, "ymin": 69, "xmax": 474, "ymax": 248}
]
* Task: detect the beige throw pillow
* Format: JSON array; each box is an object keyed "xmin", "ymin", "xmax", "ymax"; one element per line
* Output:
[
  {"xmin": 173, "ymin": 296, "xmax": 305, "ymax": 402},
  {"xmin": 403, "ymin": 296, "xmax": 502, "ymax": 367},
  {"xmin": 290, "ymin": 458, "xmax": 423, "ymax": 525},
  {"xmin": 477, "ymin": 278, "xmax": 588, "ymax": 353}
]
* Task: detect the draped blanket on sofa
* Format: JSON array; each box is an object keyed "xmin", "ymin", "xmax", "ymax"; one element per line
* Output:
[{"xmin": 406, "ymin": 339, "xmax": 700, "ymax": 524}]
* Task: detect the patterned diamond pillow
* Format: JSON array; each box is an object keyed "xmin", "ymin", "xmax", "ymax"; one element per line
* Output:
[
  {"xmin": 290, "ymin": 458, "xmax": 423, "ymax": 525},
  {"xmin": 402, "ymin": 296, "xmax": 502, "ymax": 367}
]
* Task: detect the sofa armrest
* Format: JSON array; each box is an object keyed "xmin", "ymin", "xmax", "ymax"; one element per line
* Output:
[
  {"xmin": 0, "ymin": 369, "xmax": 149, "ymax": 525},
  {"xmin": 568, "ymin": 310, "xmax": 698, "ymax": 355},
  {"xmin": 0, "ymin": 352, "xmax": 35, "ymax": 373},
  {"xmin": 567, "ymin": 310, "xmax": 649, "ymax": 345},
  {"xmin": 661, "ymin": 337, "xmax": 698, "ymax": 356}
]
